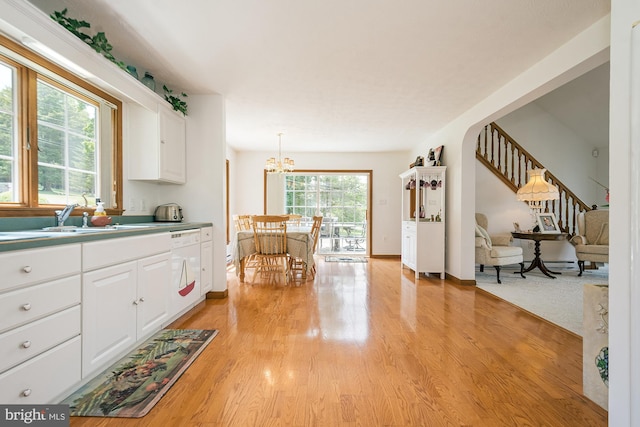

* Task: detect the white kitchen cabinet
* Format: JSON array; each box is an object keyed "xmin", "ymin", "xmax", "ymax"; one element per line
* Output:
[
  {"xmin": 200, "ymin": 227, "xmax": 213, "ymax": 295},
  {"xmin": 399, "ymin": 166, "xmax": 446, "ymax": 279},
  {"xmin": 82, "ymin": 233, "xmax": 171, "ymax": 378},
  {"xmin": 0, "ymin": 336, "xmax": 81, "ymax": 404},
  {"xmin": 401, "ymin": 222, "xmax": 417, "ymax": 271},
  {"xmin": 128, "ymin": 102, "xmax": 186, "ymax": 184},
  {"xmin": 82, "ymin": 261, "xmax": 137, "ymax": 377},
  {"xmin": 137, "ymin": 253, "xmax": 171, "ymax": 338},
  {"xmin": 0, "ymin": 245, "xmax": 81, "ymax": 404},
  {"xmin": 0, "ymin": 244, "xmax": 81, "ymax": 294}
]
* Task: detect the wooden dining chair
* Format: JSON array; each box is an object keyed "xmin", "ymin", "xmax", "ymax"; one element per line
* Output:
[
  {"xmin": 233, "ymin": 214, "xmax": 252, "ymax": 232},
  {"xmin": 309, "ymin": 215, "xmax": 323, "ymax": 278},
  {"xmin": 251, "ymin": 215, "xmax": 290, "ymax": 284},
  {"xmin": 289, "ymin": 215, "xmax": 323, "ymax": 282},
  {"xmin": 310, "ymin": 215, "xmax": 323, "ymax": 253},
  {"xmin": 286, "ymin": 214, "xmax": 302, "ymax": 226},
  {"xmin": 234, "ymin": 214, "xmax": 258, "ymax": 275}
]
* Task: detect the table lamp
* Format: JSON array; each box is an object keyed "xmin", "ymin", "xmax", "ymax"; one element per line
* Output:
[{"xmin": 516, "ymin": 168, "xmax": 559, "ymax": 228}]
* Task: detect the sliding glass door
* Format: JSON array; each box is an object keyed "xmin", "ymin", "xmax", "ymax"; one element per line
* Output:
[
  {"xmin": 287, "ymin": 173, "xmax": 368, "ymax": 255},
  {"xmin": 267, "ymin": 171, "xmax": 370, "ymax": 255}
]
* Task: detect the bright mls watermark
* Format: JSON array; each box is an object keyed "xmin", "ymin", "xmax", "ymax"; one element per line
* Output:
[{"xmin": 0, "ymin": 405, "xmax": 69, "ymax": 426}]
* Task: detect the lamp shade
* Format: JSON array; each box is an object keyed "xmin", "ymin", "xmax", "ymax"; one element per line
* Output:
[{"xmin": 516, "ymin": 169, "xmax": 559, "ymax": 201}]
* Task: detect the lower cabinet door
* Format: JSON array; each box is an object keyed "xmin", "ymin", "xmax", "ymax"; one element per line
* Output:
[
  {"xmin": 0, "ymin": 336, "xmax": 81, "ymax": 404},
  {"xmin": 200, "ymin": 240, "xmax": 213, "ymax": 295},
  {"xmin": 82, "ymin": 261, "xmax": 137, "ymax": 378},
  {"xmin": 402, "ymin": 228, "xmax": 417, "ymax": 270},
  {"xmin": 137, "ymin": 252, "xmax": 170, "ymax": 339}
]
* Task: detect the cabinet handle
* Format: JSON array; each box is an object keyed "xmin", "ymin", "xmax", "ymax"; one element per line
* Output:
[
  {"xmin": 22, "ymin": 340, "xmax": 32, "ymax": 349},
  {"xmin": 133, "ymin": 300, "xmax": 139, "ymax": 305},
  {"xmin": 21, "ymin": 389, "xmax": 32, "ymax": 397},
  {"xmin": 138, "ymin": 297, "xmax": 145, "ymax": 303},
  {"xmin": 22, "ymin": 266, "xmax": 32, "ymax": 273},
  {"xmin": 21, "ymin": 303, "xmax": 31, "ymax": 311}
]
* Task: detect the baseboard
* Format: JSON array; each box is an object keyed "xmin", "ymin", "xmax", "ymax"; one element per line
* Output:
[
  {"xmin": 369, "ymin": 254, "xmax": 401, "ymax": 259},
  {"xmin": 446, "ymin": 272, "xmax": 475, "ymax": 286},
  {"xmin": 206, "ymin": 289, "xmax": 228, "ymax": 299}
]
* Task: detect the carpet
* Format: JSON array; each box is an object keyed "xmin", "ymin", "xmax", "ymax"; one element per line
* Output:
[
  {"xmin": 62, "ymin": 329, "xmax": 218, "ymax": 418},
  {"xmin": 325, "ymin": 256, "xmax": 367, "ymax": 263},
  {"xmin": 475, "ymin": 265, "xmax": 608, "ymax": 336}
]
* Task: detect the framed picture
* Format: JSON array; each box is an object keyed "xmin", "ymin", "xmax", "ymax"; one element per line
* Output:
[
  {"xmin": 536, "ymin": 213, "xmax": 560, "ymax": 233},
  {"xmin": 433, "ymin": 145, "xmax": 444, "ymax": 166}
]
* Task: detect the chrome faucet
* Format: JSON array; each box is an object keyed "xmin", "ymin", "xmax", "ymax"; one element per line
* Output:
[{"xmin": 55, "ymin": 203, "xmax": 79, "ymax": 226}]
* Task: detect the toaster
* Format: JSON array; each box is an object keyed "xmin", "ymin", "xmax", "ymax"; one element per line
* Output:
[{"xmin": 154, "ymin": 203, "xmax": 183, "ymax": 222}]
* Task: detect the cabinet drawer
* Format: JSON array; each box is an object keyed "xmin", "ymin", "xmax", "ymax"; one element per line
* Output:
[
  {"xmin": 0, "ymin": 244, "xmax": 81, "ymax": 293},
  {"xmin": 201, "ymin": 226, "xmax": 213, "ymax": 241},
  {"xmin": 83, "ymin": 233, "xmax": 171, "ymax": 271},
  {"xmin": 0, "ymin": 305, "xmax": 81, "ymax": 373},
  {"xmin": 0, "ymin": 275, "xmax": 81, "ymax": 333},
  {"xmin": 403, "ymin": 221, "xmax": 416, "ymax": 232},
  {"xmin": 0, "ymin": 336, "xmax": 81, "ymax": 404}
]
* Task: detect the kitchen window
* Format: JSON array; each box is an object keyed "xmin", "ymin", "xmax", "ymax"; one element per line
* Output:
[{"xmin": 0, "ymin": 34, "xmax": 122, "ymax": 217}]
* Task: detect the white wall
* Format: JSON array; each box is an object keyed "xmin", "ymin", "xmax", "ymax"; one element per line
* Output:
[
  {"xmin": 233, "ymin": 150, "xmax": 410, "ymax": 255},
  {"xmin": 410, "ymin": 16, "xmax": 610, "ymax": 283},
  {"xmin": 157, "ymin": 95, "xmax": 228, "ymax": 293},
  {"xmin": 496, "ymin": 102, "xmax": 606, "ymax": 206},
  {"xmin": 121, "ymin": 95, "xmax": 228, "ymax": 293},
  {"xmin": 475, "ymin": 99, "xmax": 612, "ymax": 263},
  {"xmin": 609, "ymin": 0, "xmax": 638, "ymax": 424}
]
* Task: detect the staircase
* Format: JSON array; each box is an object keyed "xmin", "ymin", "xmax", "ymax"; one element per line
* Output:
[{"xmin": 476, "ymin": 122, "xmax": 591, "ymax": 236}]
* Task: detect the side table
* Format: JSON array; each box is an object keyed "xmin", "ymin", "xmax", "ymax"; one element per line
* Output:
[{"xmin": 511, "ymin": 232, "xmax": 569, "ymax": 279}]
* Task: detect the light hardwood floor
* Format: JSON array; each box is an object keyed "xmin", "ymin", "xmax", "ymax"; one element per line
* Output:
[{"xmin": 70, "ymin": 257, "xmax": 607, "ymax": 426}]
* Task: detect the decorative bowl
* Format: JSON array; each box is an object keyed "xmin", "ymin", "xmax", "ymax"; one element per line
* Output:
[{"xmin": 91, "ymin": 215, "xmax": 112, "ymax": 226}]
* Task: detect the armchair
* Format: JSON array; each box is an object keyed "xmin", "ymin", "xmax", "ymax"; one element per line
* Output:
[
  {"xmin": 475, "ymin": 213, "xmax": 525, "ymax": 284},
  {"xmin": 569, "ymin": 210, "xmax": 609, "ymax": 276}
]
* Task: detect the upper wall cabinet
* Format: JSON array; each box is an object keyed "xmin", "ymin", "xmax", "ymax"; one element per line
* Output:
[{"xmin": 128, "ymin": 103, "xmax": 186, "ymax": 184}]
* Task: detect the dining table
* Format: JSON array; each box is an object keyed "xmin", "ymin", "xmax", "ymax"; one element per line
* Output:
[{"xmin": 232, "ymin": 226, "xmax": 315, "ymax": 282}]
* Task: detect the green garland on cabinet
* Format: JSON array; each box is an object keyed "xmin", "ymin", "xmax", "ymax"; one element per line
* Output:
[
  {"xmin": 50, "ymin": 8, "xmax": 188, "ymax": 115},
  {"xmin": 51, "ymin": 9, "xmax": 125, "ymax": 70},
  {"xmin": 163, "ymin": 85, "xmax": 188, "ymax": 116}
]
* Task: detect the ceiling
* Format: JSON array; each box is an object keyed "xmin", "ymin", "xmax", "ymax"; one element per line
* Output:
[{"xmin": 27, "ymin": 0, "xmax": 610, "ymax": 153}]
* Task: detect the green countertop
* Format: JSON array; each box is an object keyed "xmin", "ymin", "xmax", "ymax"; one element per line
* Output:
[{"xmin": 0, "ymin": 219, "xmax": 213, "ymax": 252}]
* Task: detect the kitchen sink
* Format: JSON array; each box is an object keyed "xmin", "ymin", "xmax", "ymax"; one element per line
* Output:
[
  {"xmin": 0, "ymin": 224, "xmax": 161, "ymax": 242},
  {"xmin": 0, "ymin": 232, "xmax": 47, "ymax": 241},
  {"xmin": 41, "ymin": 224, "xmax": 154, "ymax": 233},
  {"xmin": 110, "ymin": 224, "xmax": 155, "ymax": 229},
  {"xmin": 41, "ymin": 226, "xmax": 80, "ymax": 232}
]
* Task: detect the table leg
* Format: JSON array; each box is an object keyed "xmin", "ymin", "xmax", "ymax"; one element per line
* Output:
[{"xmin": 521, "ymin": 240, "xmax": 562, "ymax": 278}]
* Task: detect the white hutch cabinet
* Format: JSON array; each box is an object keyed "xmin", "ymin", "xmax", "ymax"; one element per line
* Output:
[{"xmin": 399, "ymin": 166, "xmax": 446, "ymax": 279}]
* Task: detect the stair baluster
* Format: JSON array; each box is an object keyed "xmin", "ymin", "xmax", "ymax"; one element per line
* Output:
[{"xmin": 476, "ymin": 122, "xmax": 591, "ymax": 236}]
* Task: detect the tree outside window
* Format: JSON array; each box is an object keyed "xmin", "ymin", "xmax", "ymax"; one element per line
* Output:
[{"xmin": 37, "ymin": 79, "xmax": 98, "ymax": 205}]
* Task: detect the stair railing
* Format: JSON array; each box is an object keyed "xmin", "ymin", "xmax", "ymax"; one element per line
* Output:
[{"xmin": 476, "ymin": 122, "xmax": 591, "ymax": 236}]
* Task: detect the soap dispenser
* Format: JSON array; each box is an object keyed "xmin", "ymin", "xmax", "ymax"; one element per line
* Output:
[
  {"xmin": 91, "ymin": 198, "xmax": 112, "ymax": 226},
  {"xmin": 94, "ymin": 198, "xmax": 105, "ymax": 216}
]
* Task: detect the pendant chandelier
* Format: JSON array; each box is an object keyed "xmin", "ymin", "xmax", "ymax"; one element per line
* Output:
[{"xmin": 265, "ymin": 132, "xmax": 294, "ymax": 173}]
